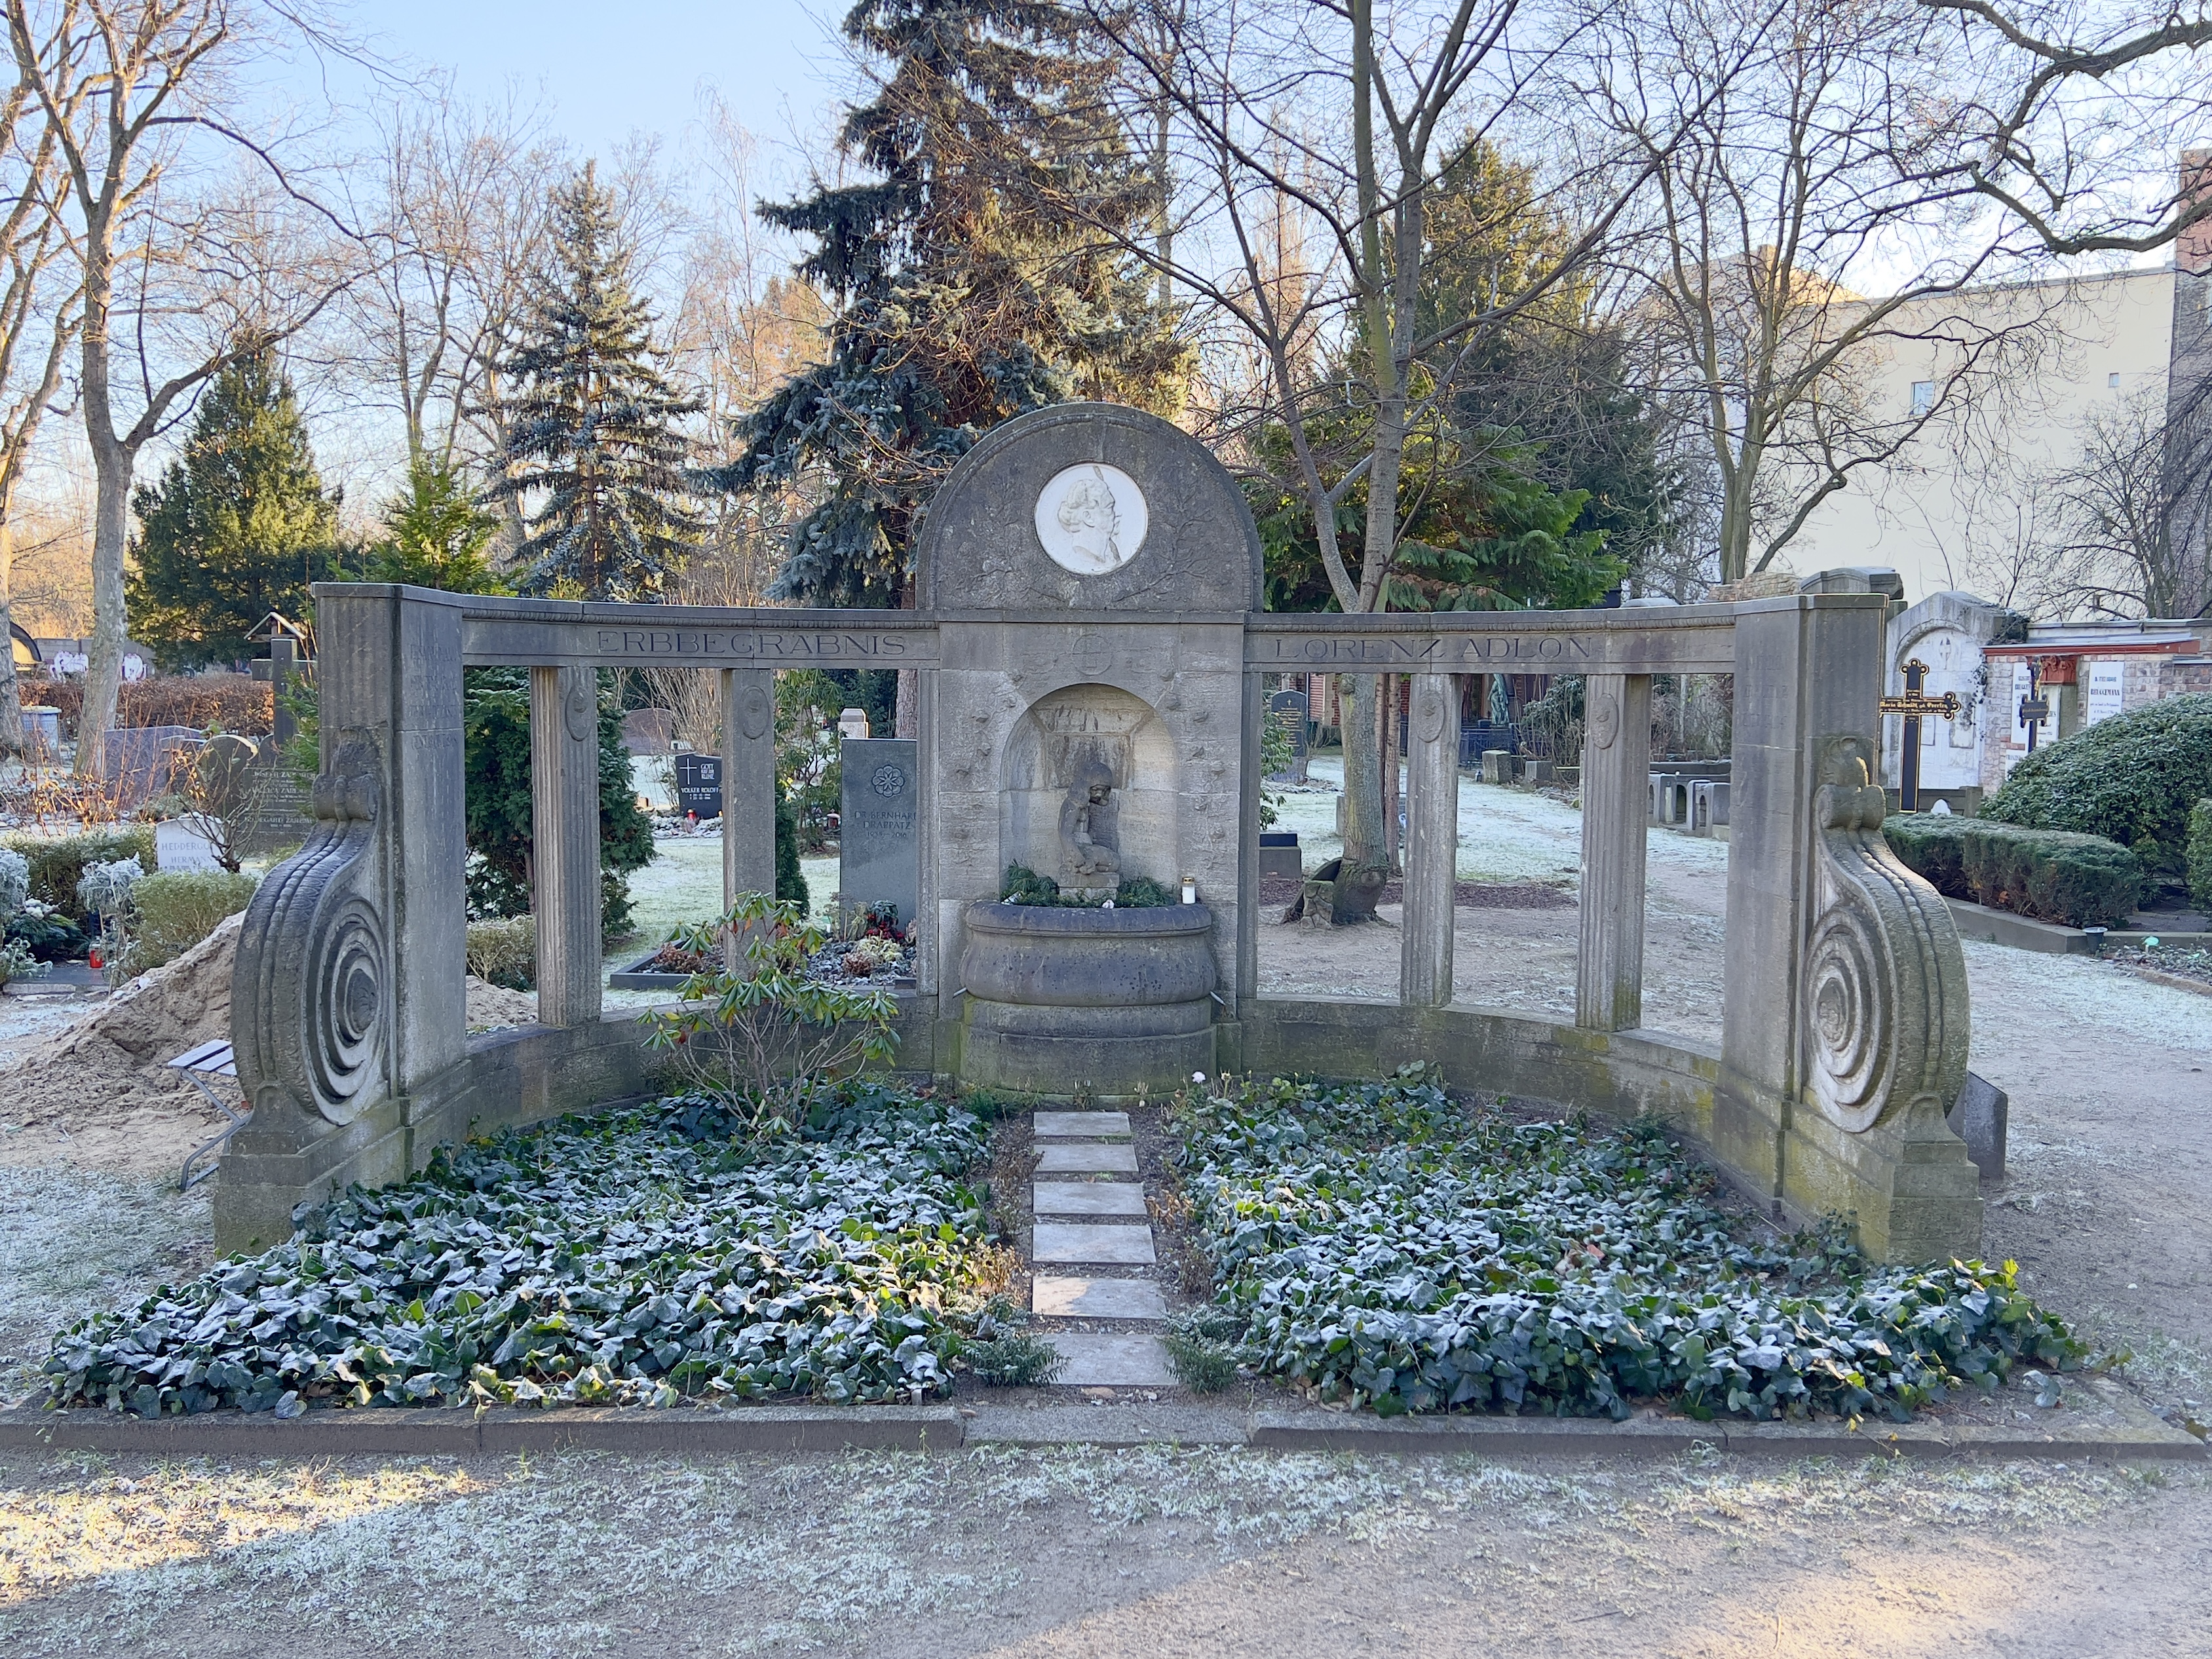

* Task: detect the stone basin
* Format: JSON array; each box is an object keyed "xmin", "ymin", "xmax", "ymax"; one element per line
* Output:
[{"xmin": 956, "ymin": 900, "xmax": 1217, "ymax": 1096}]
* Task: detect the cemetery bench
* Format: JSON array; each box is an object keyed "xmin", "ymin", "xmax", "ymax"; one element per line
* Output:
[{"xmin": 167, "ymin": 1039, "xmax": 248, "ymax": 1192}]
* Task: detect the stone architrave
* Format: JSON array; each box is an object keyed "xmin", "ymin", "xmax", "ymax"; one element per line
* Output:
[{"xmin": 839, "ymin": 737, "xmax": 919, "ymax": 930}]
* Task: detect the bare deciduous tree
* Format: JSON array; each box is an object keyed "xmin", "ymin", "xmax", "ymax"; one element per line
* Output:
[
  {"xmin": 1597, "ymin": 0, "xmax": 2069, "ymax": 588},
  {"xmin": 1084, "ymin": 0, "xmax": 1689, "ymax": 877},
  {"xmin": 7, "ymin": 0, "xmax": 368, "ymax": 778},
  {"xmin": 0, "ymin": 38, "xmax": 77, "ymax": 759}
]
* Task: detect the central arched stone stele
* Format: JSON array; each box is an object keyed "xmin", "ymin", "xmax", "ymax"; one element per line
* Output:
[{"xmin": 917, "ymin": 403, "xmax": 1263, "ymax": 1097}]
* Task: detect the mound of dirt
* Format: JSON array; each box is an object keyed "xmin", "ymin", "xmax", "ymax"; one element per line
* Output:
[{"xmin": 1, "ymin": 918, "xmax": 539, "ymax": 1175}]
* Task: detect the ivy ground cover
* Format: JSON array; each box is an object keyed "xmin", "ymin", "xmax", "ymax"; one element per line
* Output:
[
  {"xmin": 44, "ymin": 1084, "xmax": 999, "ymax": 1416},
  {"xmin": 1175, "ymin": 1072, "xmax": 2081, "ymax": 1422}
]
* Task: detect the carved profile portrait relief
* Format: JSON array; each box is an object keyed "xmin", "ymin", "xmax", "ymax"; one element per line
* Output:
[{"xmin": 1035, "ymin": 463, "xmax": 1148, "ymax": 575}]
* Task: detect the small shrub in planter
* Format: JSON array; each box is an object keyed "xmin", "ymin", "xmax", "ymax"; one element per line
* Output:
[
  {"xmin": 2189, "ymin": 798, "xmax": 2212, "ymax": 915},
  {"xmin": 1980, "ymin": 693, "xmax": 2212, "ymax": 873},
  {"xmin": 123, "ymin": 869, "xmax": 257, "ymax": 974},
  {"xmin": 1884, "ymin": 814, "xmax": 2141, "ymax": 928}
]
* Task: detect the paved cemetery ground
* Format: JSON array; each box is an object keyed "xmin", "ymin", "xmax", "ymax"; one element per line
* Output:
[
  {"xmin": 3, "ymin": 766, "xmax": 2209, "ymax": 1650},
  {"xmin": 1, "ymin": 1442, "xmax": 2205, "ymax": 1654}
]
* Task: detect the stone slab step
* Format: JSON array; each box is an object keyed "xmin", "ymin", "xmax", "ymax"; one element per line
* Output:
[
  {"xmin": 1033, "ymin": 1222, "xmax": 1157, "ymax": 1265},
  {"xmin": 1033, "ymin": 1111, "xmax": 1132, "ymax": 1139},
  {"xmin": 1033, "ymin": 1276, "xmax": 1169, "ymax": 1321},
  {"xmin": 1047, "ymin": 1331, "xmax": 1173, "ymax": 1388},
  {"xmin": 1035, "ymin": 1141, "xmax": 1139, "ymax": 1175},
  {"xmin": 1033, "ymin": 1181, "xmax": 1149, "ymax": 1218}
]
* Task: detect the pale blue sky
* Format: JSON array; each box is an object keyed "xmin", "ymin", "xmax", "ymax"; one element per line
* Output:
[{"xmin": 336, "ymin": 0, "xmax": 848, "ymax": 174}]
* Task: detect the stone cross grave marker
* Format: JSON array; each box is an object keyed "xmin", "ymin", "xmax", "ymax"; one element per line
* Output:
[{"xmin": 1878, "ymin": 658, "xmax": 1961, "ymax": 810}]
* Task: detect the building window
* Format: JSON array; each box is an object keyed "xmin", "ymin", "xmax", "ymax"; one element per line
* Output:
[
  {"xmin": 2108, "ymin": 371, "xmax": 2121, "ymax": 389},
  {"xmin": 1909, "ymin": 380, "xmax": 1934, "ymax": 415}
]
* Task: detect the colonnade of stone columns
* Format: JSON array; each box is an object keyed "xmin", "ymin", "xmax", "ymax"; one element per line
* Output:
[{"xmin": 1383, "ymin": 667, "xmax": 1653, "ymax": 1027}]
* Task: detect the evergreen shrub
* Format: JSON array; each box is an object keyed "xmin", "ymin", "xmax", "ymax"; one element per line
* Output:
[
  {"xmin": 124, "ymin": 870, "xmax": 257, "ymax": 974},
  {"xmin": 1174, "ymin": 1073, "xmax": 2080, "ymax": 1422},
  {"xmin": 2189, "ymin": 799, "xmax": 2212, "ymax": 915},
  {"xmin": 44, "ymin": 1083, "xmax": 1005, "ymax": 1414},
  {"xmin": 1979, "ymin": 693, "xmax": 2212, "ymax": 873},
  {"xmin": 1884, "ymin": 814, "xmax": 2141, "ymax": 928},
  {"xmin": 466, "ymin": 915, "xmax": 538, "ymax": 991},
  {"xmin": 1, "ymin": 826, "xmax": 158, "ymax": 919}
]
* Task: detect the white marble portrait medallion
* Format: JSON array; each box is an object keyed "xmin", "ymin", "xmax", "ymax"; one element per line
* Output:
[{"xmin": 1034, "ymin": 463, "xmax": 1147, "ymax": 575}]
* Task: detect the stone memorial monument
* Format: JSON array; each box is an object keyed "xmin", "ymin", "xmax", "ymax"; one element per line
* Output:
[{"xmin": 221, "ymin": 404, "xmax": 1982, "ymax": 1268}]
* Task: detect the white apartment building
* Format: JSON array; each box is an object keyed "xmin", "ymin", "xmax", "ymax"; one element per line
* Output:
[{"xmin": 1787, "ymin": 257, "xmax": 2209, "ymax": 611}]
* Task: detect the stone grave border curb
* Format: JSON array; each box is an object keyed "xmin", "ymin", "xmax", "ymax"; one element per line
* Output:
[{"xmin": 1, "ymin": 1396, "xmax": 2200, "ymax": 1464}]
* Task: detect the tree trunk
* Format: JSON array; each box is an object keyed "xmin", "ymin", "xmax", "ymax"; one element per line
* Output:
[
  {"xmin": 1339, "ymin": 673, "xmax": 1385, "ymax": 871},
  {"xmin": 0, "ymin": 507, "xmax": 20, "ymax": 762},
  {"xmin": 75, "ymin": 434, "xmax": 131, "ymax": 781}
]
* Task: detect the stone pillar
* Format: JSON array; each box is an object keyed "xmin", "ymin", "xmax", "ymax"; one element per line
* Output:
[
  {"xmin": 1400, "ymin": 673, "xmax": 1459, "ymax": 1007},
  {"xmin": 720, "ymin": 668, "xmax": 776, "ymax": 912},
  {"xmin": 221, "ymin": 586, "xmax": 467, "ymax": 1254},
  {"xmin": 1236, "ymin": 668, "xmax": 1263, "ymax": 1015},
  {"xmin": 531, "ymin": 664, "xmax": 602, "ymax": 1028},
  {"xmin": 1576, "ymin": 673, "xmax": 1651, "ymax": 1031},
  {"xmin": 1721, "ymin": 592, "xmax": 1979, "ymax": 1262}
]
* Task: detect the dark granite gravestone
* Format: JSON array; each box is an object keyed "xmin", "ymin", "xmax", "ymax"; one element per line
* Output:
[
  {"xmin": 237, "ymin": 755, "xmax": 314, "ymax": 853},
  {"xmin": 674, "ymin": 753, "xmax": 723, "ymax": 819},
  {"xmin": 100, "ymin": 726, "xmax": 203, "ymax": 810},
  {"xmin": 838, "ymin": 737, "xmax": 919, "ymax": 932}
]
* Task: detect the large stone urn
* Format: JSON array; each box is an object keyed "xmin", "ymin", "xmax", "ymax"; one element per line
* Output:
[{"xmin": 957, "ymin": 900, "xmax": 1217, "ymax": 1096}]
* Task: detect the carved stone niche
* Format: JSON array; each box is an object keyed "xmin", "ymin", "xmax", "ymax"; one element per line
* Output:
[
  {"xmin": 1802, "ymin": 735, "xmax": 1969, "ymax": 1133},
  {"xmin": 999, "ymin": 683, "xmax": 1175, "ymax": 891},
  {"xmin": 232, "ymin": 736, "xmax": 390, "ymax": 1127}
]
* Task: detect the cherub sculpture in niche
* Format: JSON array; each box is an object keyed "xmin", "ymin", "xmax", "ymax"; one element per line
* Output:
[{"xmin": 1058, "ymin": 759, "xmax": 1122, "ymax": 891}]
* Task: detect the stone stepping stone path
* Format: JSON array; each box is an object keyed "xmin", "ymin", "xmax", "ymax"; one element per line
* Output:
[{"xmin": 1025, "ymin": 1109, "xmax": 1172, "ymax": 1388}]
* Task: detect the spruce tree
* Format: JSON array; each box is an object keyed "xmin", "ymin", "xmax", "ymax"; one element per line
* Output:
[
  {"xmin": 721, "ymin": 0, "xmax": 1188, "ymax": 609},
  {"xmin": 126, "ymin": 349, "xmax": 341, "ymax": 668},
  {"xmin": 491, "ymin": 163, "xmax": 703, "ymax": 601},
  {"xmin": 362, "ymin": 458, "xmax": 507, "ymax": 594}
]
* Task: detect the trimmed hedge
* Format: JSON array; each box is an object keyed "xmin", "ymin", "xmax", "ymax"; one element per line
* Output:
[
  {"xmin": 124, "ymin": 869, "xmax": 257, "ymax": 974},
  {"xmin": 1981, "ymin": 693, "xmax": 2212, "ymax": 873},
  {"xmin": 2190, "ymin": 799, "xmax": 2212, "ymax": 915},
  {"xmin": 23, "ymin": 673, "xmax": 274, "ymax": 739},
  {"xmin": 0, "ymin": 826, "xmax": 159, "ymax": 921},
  {"xmin": 1884, "ymin": 813, "xmax": 2142, "ymax": 928}
]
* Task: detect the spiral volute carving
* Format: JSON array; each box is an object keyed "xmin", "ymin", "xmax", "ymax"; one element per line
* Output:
[
  {"xmin": 1802, "ymin": 736, "xmax": 1968, "ymax": 1134},
  {"xmin": 307, "ymin": 895, "xmax": 385, "ymax": 1111},
  {"xmin": 232, "ymin": 736, "xmax": 391, "ymax": 1127}
]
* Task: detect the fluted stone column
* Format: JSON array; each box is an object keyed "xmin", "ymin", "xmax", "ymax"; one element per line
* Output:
[
  {"xmin": 531, "ymin": 664, "xmax": 603, "ymax": 1027},
  {"xmin": 1576, "ymin": 672, "xmax": 1651, "ymax": 1031},
  {"xmin": 720, "ymin": 668, "xmax": 777, "ymax": 902},
  {"xmin": 1400, "ymin": 673, "xmax": 1460, "ymax": 1007}
]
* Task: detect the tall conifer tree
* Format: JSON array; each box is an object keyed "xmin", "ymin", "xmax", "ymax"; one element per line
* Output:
[
  {"xmin": 491, "ymin": 164, "xmax": 703, "ymax": 601},
  {"xmin": 126, "ymin": 349, "xmax": 340, "ymax": 668},
  {"xmin": 723, "ymin": 0, "xmax": 1189, "ymax": 609}
]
